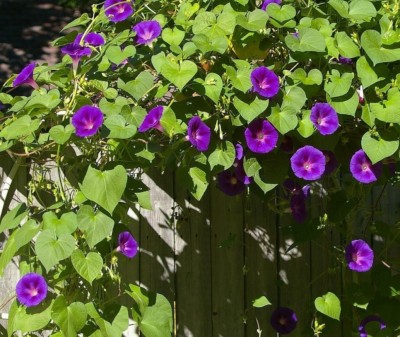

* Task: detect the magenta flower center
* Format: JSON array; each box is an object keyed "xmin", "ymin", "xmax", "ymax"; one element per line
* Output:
[
  {"xmin": 303, "ymin": 161, "xmax": 311, "ymax": 170},
  {"xmin": 257, "ymin": 132, "xmax": 265, "ymax": 140},
  {"xmin": 192, "ymin": 130, "xmax": 198, "ymax": 140},
  {"xmin": 117, "ymin": 5, "xmax": 125, "ymax": 13},
  {"xmin": 361, "ymin": 163, "xmax": 369, "ymax": 171},
  {"xmin": 317, "ymin": 117, "xmax": 322, "ymax": 124},
  {"xmin": 259, "ymin": 80, "xmax": 270, "ymax": 90},
  {"xmin": 142, "ymin": 30, "xmax": 153, "ymax": 40},
  {"xmin": 29, "ymin": 287, "xmax": 38, "ymax": 296},
  {"xmin": 352, "ymin": 252, "xmax": 359, "ymax": 262},
  {"xmin": 230, "ymin": 177, "xmax": 238, "ymax": 185}
]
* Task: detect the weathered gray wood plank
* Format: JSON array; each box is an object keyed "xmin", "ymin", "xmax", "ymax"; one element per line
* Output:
[
  {"xmin": 244, "ymin": 194, "xmax": 278, "ymax": 337},
  {"xmin": 175, "ymin": 185, "xmax": 212, "ymax": 337},
  {"xmin": 139, "ymin": 171, "xmax": 176, "ymax": 303},
  {"xmin": 278, "ymin": 212, "xmax": 311, "ymax": 337},
  {"xmin": 211, "ymin": 188, "xmax": 245, "ymax": 337}
]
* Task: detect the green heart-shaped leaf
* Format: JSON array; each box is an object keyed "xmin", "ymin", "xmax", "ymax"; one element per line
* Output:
[
  {"xmin": 104, "ymin": 115, "xmax": 136, "ymax": 139},
  {"xmin": 361, "ymin": 30, "xmax": 400, "ymax": 65},
  {"xmin": 71, "ymin": 249, "xmax": 103, "ymax": 284},
  {"xmin": 285, "ymin": 27, "xmax": 326, "ymax": 52},
  {"xmin": 52, "ymin": 296, "xmax": 87, "ymax": 337},
  {"xmin": 49, "ymin": 125, "xmax": 74, "ymax": 144},
  {"xmin": 203, "ymin": 73, "xmax": 223, "ymax": 103},
  {"xmin": 161, "ymin": 59, "xmax": 198, "ymax": 90},
  {"xmin": 80, "ymin": 165, "xmax": 127, "ymax": 214},
  {"xmin": 35, "ymin": 229, "xmax": 76, "ymax": 272},
  {"xmin": 43, "ymin": 211, "xmax": 77, "ymax": 235},
  {"xmin": 106, "ymin": 45, "xmax": 136, "ymax": 65},
  {"xmin": 208, "ymin": 141, "xmax": 236, "ymax": 170},
  {"xmin": 118, "ymin": 71, "xmax": 154, "ymax": 101},
  {"xmin": 314, "ymin": 292, "xmax": 341, "ymax": 321},
  {"xmin": 162, "ymin": 27, "xmax": 185, "ymax": 46},
  {"xmin": 77, "ymin": 206, "xmax": 114, "ymax": 248},
  {"xmin": 362, "ymin": 132, "xmax": 399, "ymax": 164},
  {"xmin": 233, "ymin": 96, "xmax": 269, "ymax": 122}
]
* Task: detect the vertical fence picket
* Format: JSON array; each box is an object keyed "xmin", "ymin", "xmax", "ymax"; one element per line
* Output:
[
  {"xmin": 211, "ymin": 189, "xmax": 245, "ymax": 337},
  {"xmin": 139, "ymin": 171, "xmax": 176, "ymax": 303},
  {"xmin": 175, "ymin": 184, "xmax": 212, "ymax": 337},
  {"xmin": 244, "ymin": 194, "xmax": 278, "ymax": 337},
  {"xmin": 278, "ymin": 213, "xmax": 312, "ymax": 337}
]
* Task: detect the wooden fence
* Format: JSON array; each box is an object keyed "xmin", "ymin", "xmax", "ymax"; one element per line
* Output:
[{"xmin": 1, "ymin": 153, "xmax": 399, "ymax": 337}]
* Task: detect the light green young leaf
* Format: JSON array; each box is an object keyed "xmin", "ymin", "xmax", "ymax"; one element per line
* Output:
[
  {"xmin": 252, "ymin": 296, "xmax": 271, "ymax": 308},
  {"xmin": 51, "ymin": 296, "xmax": 87, "ymax": 337},
  {"xmin": 118, "ymin": 72, "xmax": 155, "ymax": 101},
  {"xmin": 233, "ymin": 96, "xmax": 269, "ymax": 122},
  {"xmin": 71, "ymin": 250, "xmax": 103, "ymax": 284},
  {"xmin": 0, "ymin": 220, "xmax": 40, "ymax": 276},
  {"xmin": 104, "ymin": 115, "xmax": 137, "ymax": 139},
  {"xmin": 324, "ymin": 70, "xmax": 354, "ymax": 98},
  {"xmin": 361, "ymin": 132, "xmax": 399, "ymax": 164},
  {"xmin": 35, "ymin": 229, "xmax": 76, "ymax": 272},
  {"xmin": 361, "ymin": 30, "xmax": 400, "ymax": 65},
  {"xmin": 42, "ymin": 211, "xmax": 77, "ymax": 236},
  {"xmin": 162, "ymin": 27, "xmax": 185, "ymax": 46},
  {"xmin": 77, "ymin": 206, "xmax": 114, "ymax": 248},
  {"xmin": 80, "ymin": 165, "xmax": 127, "ymax": 214},
  {"xmin": 161, "ymin": 59, "xmax": 198, "ymax": 91},
  {"xmin": 189, "ymin": 167, "xmax": 209, "ymax": 201},
  {"xmin": 314, "ymin": 292, "xmax": 341, "ymax": 321},
  {"xmin": 208, "ymin": 141, "xmax": 236, "ymax": 170},
  {"xmin": 49, "ymin": 125, "xmax": 75, "ymax": 145}
]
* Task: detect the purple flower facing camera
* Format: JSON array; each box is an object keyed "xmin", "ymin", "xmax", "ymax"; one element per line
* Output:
[
  {"xmin": 133, "ymin": 20, "xmax": 162, "ymax": 45},
  {"xmin": 16, "ymin": 273, "xmax": 48, "ymax": 307},
  {"xmin": 117, "ymin": 231, "xmax": 139, "ymax": 258},
  {"xmin": 104, "ymin": 0, "xmax": 134, "ymax": 22}
]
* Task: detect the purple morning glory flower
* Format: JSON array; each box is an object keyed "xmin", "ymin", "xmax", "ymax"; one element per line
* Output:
[
  {"xmin": 13, "ymin": 63, "xmax": 39, "ymax": 89},
  {"xmin": 245, "ymin": 119, "xmax": 278, "ymax": 154},
  {"xmin": 235, "ymin": 143, "xmax": 244, "ymax": 161},
  {"xmin": 132, "ymin": 20, "xmax": 162, "ymax": 45},
  {"xmin": 251, "ymin": 66, "xmax": 280, "ymax": 99},
  {"xmin": 104, "ymin": 0, "xmax": 134, "ymax": 22},
  {"xmin": 138, "ymin": 106, "xmax": 164, "ymax": 132},
  {"xmin": 290, "ymin": 193, "xmax": 307, "ymax": 223},
  {"xmin": 74, "ymin": 32, "xmax": 105, "ymax": 46},
  {"xmin": 323, "ymin": 150, "xmax": 339, "ymax": 175},
  {"xmin": 261, "ymin": 0, "xmax": 282, "ymax": 10},
  {"xmin": 310, "ymin": 103, "xmax": 339, "ymax": 135},
  {"xmin": 338, "ymin": 56, "xmax": 353, "ymax": 65},
  {"xmin": 72, "ymin": 106, "xmax": 104, "ymax": 137},
  {"xmin": 345, "ymin": 239, "xmax": 374, "ymax": 272},
  {"xmin": 61, "ymin": 43, "xmax": 92, "ymax": 70},
  {"xmin": 358, "ymin": 315, "xmax": 386, "ymax": 337},
  {"xmin": 290, "ymin": 146, "xmax": 326, "ymax": 181},
  {"xmin": 187, "ymin": 116, "xmax": 211, "ymax": 152},
  {"xmin": 217, "ymin": 169, "xmax": 246, "ymax": 196},
  {"xmin": 16, "ymin": 273, "xmax": 48, "ymax": 307},
  {"xmin": 117, "ymin": 231, "xmax": 139, "ymax": 258},
  {"xmin": 270, "ymin": 307, "xmax": 298, "ymax": 335},
  {"xmin": 350, "ymin": 150, "xmax": 382, "ymax": 184}
]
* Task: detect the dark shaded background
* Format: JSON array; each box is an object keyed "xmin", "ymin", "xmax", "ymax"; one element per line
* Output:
[{"xmin": 0, "ymin": 0, "xmax": 82, "ymax": 85}]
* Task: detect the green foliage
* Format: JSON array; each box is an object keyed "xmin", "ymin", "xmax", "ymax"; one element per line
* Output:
[
  {"xmin": 314, "ymin": 292, "xmax": 341, "ymax": 321},
  {"xmin": 2, "ymin": 0, "xmax": 400, "ymax": 336}
]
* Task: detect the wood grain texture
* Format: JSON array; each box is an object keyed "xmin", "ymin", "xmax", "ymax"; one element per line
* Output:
[
  {"xmin": 244, "ymin": 194, "xmax": 278, "ymax": 337},
  {"xmin": 175, "ymin": 183, "xmax": 212, "ymax": 337},
  {"xmin": 210, "ymin": 188, "xmax": 245, "ymax": 337},
  {"xmin": 139, "ymin": 170, "xmax": 176, "ymax": 302}
]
